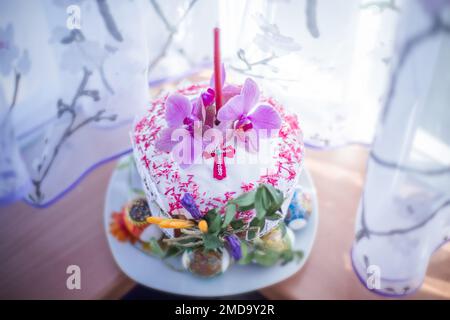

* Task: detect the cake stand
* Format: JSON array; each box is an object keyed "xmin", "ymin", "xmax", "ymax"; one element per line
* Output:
[{"xmin": 103, "ymin": 155, "xmax": 319, "ymax": 297}]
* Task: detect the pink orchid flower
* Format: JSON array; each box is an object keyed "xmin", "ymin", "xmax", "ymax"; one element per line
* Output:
[
  {"xmin": 208, "ymin": 64, "xmax": 241, "ymax": 105},
  {"xmin": 200, "ymin": 64, "xmax": 241, "ymax": 127},
  {"xmin": 217, "ymin": 78, "xmax": 281, "ymax": 150},
  {"xmin": 155, "ymin": 94, "xmax": 209, "ymax": 168}
]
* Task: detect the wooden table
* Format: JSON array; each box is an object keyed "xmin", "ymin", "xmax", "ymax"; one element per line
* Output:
[{"xmin": 1, "ymin": 145, "xmax": 449, "ymax": 299}]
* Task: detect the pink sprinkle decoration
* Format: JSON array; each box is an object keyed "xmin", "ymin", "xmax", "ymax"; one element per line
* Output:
[{"xmin": 241, "ymin": 182, "xmax": 255, "ymax": 192}]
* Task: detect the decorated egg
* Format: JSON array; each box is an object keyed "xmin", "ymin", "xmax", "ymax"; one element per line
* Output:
[
  {"xmin": 260, "ymin": 224, "xmax": 292, "ymax": 252},
  {"xmin": 285, "ymin": 188, "xmax": 312, "ymax": 230},
  {"xmin": 182, "ymin": 249, "xmax": 230, "ymax": 277}
]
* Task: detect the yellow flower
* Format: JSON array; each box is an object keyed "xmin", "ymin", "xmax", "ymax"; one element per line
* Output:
[
  {"xmin": 146, "ymin": 216, "xmax": 165, "ymax": 224},
  {"xmin": 158, "ymin": 219, "xmax": 195, "ymax": 229},
  {"xmin": 146, "ymin": 216, "xmax": 195, "ymax": 229},
  {"xmin": 198, "ymin": 220, "xmax": 208, "ymax": 233}
]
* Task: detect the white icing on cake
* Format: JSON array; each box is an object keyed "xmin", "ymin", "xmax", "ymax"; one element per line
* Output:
[{"xmin": 132, "ymin": 83, "xmax": 304, "ymax": 238}]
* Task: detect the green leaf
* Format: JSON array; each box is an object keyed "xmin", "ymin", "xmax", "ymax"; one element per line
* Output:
[
  {"xmin": 237, "ymin": 242, "xmax": 253, "ymax": 265},
  {"xmin": 261, "ymin": 186, "xmax": 271, "ymax": 209},
  {"xmin": 250, "ymin": 217, "xmax": 265, "ymax": 228},
  {"xmin": 264, "ymin": 184, "xmax": 284, "ymax": 209},
  {"xmin": 205, "ymin": 209, "xmax": 221, "ymax": 234},
  {"xmin": 149, "ymin": 238, "xmax": 165, "ymax": 258},
  {"xmin": 254, "ymin": 187, "xmax": 266, "ymax": 220},
  {"xmin": 202, "ymin": 233, "xmax": 223, "ymax": 251},
  {"xmin": 264, "ymin": 184, "xmax": 283, "ymax": 201},
  {"xmin": 265, "ymin": 212, "xmax": 283, "ymax": 221},
  {"xmin": 248, "ymin": 218, "xmax": 265, "ymax": 240},
  {"xmin": 232, "ymin": 190, "xmax": 256, "ymax": 210},
  {"xmin": 230, "ymin": 219, "xmax": 244, "ymax": 230},
  {"xmin": 236, "ymin": 203, "xmax": 255, "ymax": 211},
  {"xmin": 253, "ymin": 250, "xmax": 281, "ymax": 267},
  {"xmin": 222, "ymin": 204, "xmax": 237, "ymax": 228},
  {"xmin": 164, "ymin": 246, "xmax": 181, "ymax": 258}
]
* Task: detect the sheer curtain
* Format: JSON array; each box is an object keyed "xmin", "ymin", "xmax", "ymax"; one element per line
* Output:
[
  {"xmin": 0, "ymin": 0, "xmax": 405, "ymax": 207},
  {"xmin": 221, "ymin": 0, "xmax": 403, "ymax": 148},
  {"xmin": 0, "ymin": 0, "xmax": 151, "ymax": 206},
  {"xmin": 352, "ymin": 0, "xmax": 450, "ymax": 296}
]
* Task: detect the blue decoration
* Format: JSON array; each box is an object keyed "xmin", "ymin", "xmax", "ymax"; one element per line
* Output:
[{"xmin": 285, "ymin": 188, "xmax": 312, "ymax": 230}]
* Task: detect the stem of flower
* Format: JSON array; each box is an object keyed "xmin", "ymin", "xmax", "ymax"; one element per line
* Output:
[{"xmin": 163, "ymin": 235, "xmax": 202, "ymax": 243}]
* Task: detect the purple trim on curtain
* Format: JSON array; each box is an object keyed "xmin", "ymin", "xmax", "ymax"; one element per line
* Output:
[
  {"xmin": 0, "ymin": 182, "xmax": 31, "ymax": 207},
  {"xmin": 22, "ymin": 148, "xmax": 132, "ymax": 209},
  {"xmin": 350, "ymin": 237, "xmax": 450, "ymax": 297},
  {"xmin": 350, "ymin": 246, "xmax": 421, "ymax": 298}
]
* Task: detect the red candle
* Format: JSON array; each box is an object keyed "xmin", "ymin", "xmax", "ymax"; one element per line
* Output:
[{"xmin": 214, "ymin": 27, "xmax": 223, "ymax": 110}]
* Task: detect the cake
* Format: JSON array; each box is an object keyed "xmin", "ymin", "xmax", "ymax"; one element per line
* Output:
[
  {"xmin": 116, "ymin": 66, "xmax": 305, "ymax": 276},
  {"xmin": 132, "ymin": 74, "xmax": 304, "ymax": 235}
]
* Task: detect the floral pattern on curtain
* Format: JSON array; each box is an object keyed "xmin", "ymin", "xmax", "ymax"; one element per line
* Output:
[{"xmin": 0, "ymin": 0, "xmax": 409, "ymax": 207}]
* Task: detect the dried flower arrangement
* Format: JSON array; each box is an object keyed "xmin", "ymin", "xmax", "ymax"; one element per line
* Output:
[{"xmin": 110, "ymin": 183, "xmax": 303, "ymax": 277}]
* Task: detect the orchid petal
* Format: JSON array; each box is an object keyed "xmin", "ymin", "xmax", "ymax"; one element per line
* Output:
[
  {"xmin": 155, "ymin": 127, "xmax": 179, "ymax": 152},
  {"xmin": 210, "ymin": 63, "xmax": 226, "ymax": 88},
  {"xmin": 165, "ymin": 93, "xmax": 192, "ymax": 128},
  {"xmin": 217, "ymin": 95, "xmax": 245, "ymax": 122},
  {"xmin": 201, "ymin": 88, "xmax": 215, "ymax": 107},
  {"xmin": 248, "ymin": 104, "xmax": 281, "ymax": 130},
  {"xmin": 241, "ymin": 78, "xmax": 260, "ymax": 114},
  {"xmin": 222, "ymin": 84, "xmax": 241, "ymax": 104},
  {"xmin": 192, "ymin": 96, "xmax": 206, "ymax": 122},
  {"xmin": 216, "ymin": 119, "xmax": 232, "ymax": 132}
]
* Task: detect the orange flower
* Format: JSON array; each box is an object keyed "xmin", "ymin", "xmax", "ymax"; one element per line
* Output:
[
  {"xmin": 123, "ymin": 210, "xmax": 145, "ymax": 239},
  {"xmin": 109, "ymin": 210, "xmax": 137, "ymax": 243},
  {"xmin": 198, "ymin": 220, "xmax": 208, "ymax": 233}
]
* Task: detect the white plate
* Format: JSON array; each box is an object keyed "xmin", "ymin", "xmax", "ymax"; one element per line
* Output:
[{"xmin": 104, "ymin": 155, "xmax": 319, "ymax": 297}]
